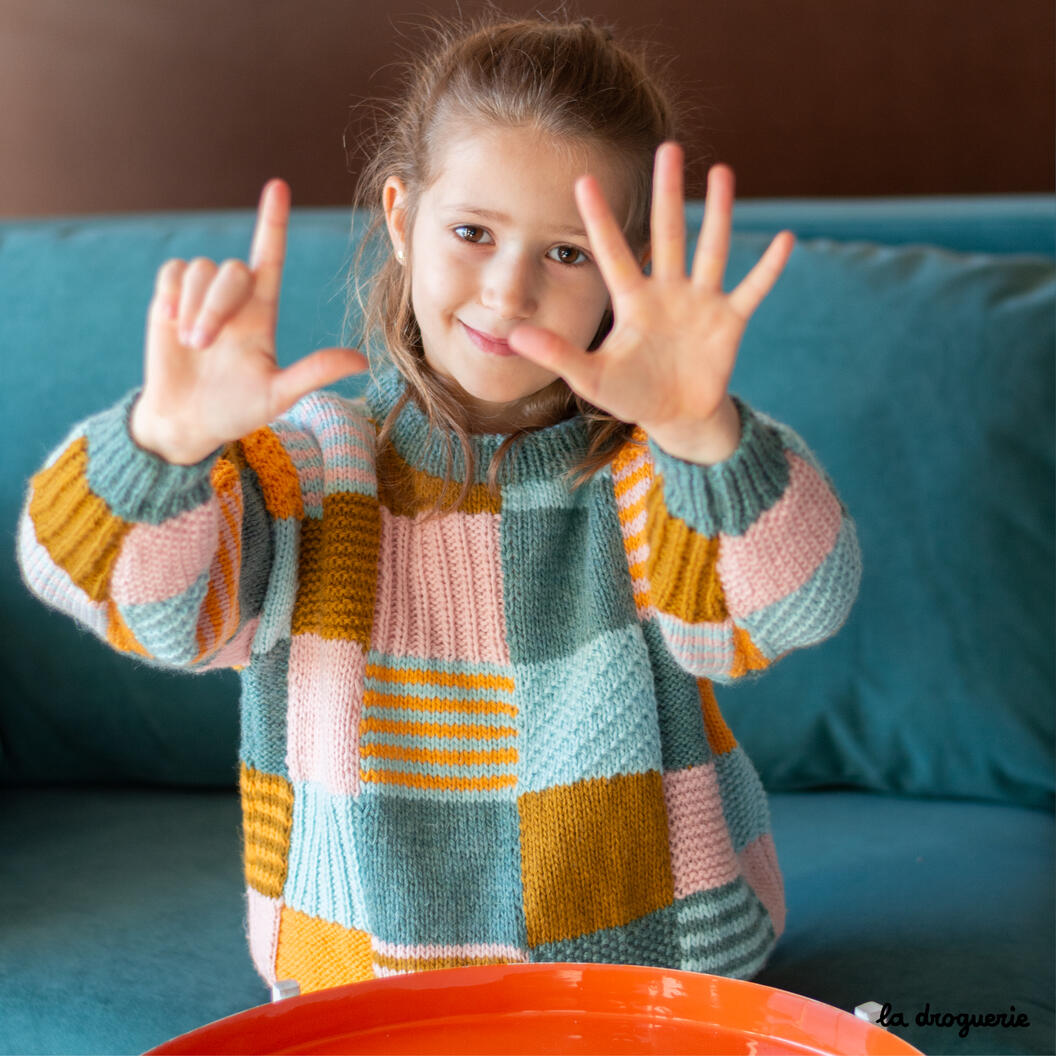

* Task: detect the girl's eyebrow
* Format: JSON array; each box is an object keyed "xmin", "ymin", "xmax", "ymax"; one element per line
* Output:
[{"xmin": 444, "ymin": 204, "xmax": 588, "ymax": 241}]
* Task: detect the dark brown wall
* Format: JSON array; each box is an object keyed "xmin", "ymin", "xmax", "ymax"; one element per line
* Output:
[{"xmin": 1, "ymin": 0, "xmax": 1052, "ymax": 217}]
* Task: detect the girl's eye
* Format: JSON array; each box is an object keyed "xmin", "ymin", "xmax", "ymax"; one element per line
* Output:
[
  {"xmin": 453, "ymin": 225, "xmax": 492, "ymax": 245},
  {"xmin": 548, "ymin": 244, "xmax": 589, "ymax": 266}
]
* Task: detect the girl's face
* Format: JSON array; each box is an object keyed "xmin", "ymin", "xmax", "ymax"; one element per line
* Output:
[{"xmin": 384, "ymin": 124, "xmax": 638, "ymax": 431}]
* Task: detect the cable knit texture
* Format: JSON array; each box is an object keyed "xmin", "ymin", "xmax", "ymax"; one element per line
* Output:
[{"xmin": 17, "ymin": 356, "xmax": 862, "ymax": 991}]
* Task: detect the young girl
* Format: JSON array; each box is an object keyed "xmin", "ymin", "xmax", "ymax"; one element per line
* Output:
[{"xmin": 17, "ymin": 14, "xmax": 861, "ymax": 993}]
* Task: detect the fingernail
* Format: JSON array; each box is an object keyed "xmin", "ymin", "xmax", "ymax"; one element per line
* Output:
[{"xmin": 190, "ymin": 325, "xmax": 208, "ymax": 348}]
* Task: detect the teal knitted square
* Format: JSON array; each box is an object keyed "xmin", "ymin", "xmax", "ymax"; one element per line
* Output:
[
  {"xmin": 500, "ymin": 485, "xmax": 636, "ymax": 664},
  {"xmin": 515, "ymin": 625, "xmax": 664, "ymax": 793}
]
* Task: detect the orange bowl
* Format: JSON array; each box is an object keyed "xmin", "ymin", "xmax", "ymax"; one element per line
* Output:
[{"xmin": 146, "ymin": 962, "xmax": 923, "ymax": 1055}]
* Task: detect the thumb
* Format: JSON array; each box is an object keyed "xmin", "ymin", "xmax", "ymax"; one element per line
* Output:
[
  {"xmin": 507, "ymin": 324, "xmax": 599, "ymax": 397},
  {"xmin": 270, "ymin": 346, "xmax": 368, "ymax": 412}
]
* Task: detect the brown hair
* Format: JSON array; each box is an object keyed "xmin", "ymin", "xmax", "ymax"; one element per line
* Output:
[{"xmin": 342, "ymin": 6, "xmax": 688, "ymax": 517}]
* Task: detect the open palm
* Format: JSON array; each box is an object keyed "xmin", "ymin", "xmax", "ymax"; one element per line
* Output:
[
  {"xmin": 508, "ymin": 143, "xmax": 794, "ymax": 460},
  {"xmin": 132, "ymin": 179, "xmax": 366, "ymax": 465}
]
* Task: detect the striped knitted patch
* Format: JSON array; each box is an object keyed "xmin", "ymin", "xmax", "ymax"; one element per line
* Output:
[
  {"xmin": 675, "ymin": 879, "xmax": 777, "ymax": 978},
  {"xmin": 611, "ymin": 430, "xmax": 654, "ymax": 614},
  {"xmin": 240, "ymin": 763, "xmax": 295, "ymax": 899},
  {"xmin": 359, "ymin": 655, "xmax": 518, "ymax": 797},
  {"xmin": 276, "ymin": 393, "xmax": 379, "ymax": 515}
]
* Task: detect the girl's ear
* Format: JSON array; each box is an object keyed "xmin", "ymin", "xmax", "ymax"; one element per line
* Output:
[{"xmin": 382, "ymin": 176, "xmax": 409, "ymax": 258}]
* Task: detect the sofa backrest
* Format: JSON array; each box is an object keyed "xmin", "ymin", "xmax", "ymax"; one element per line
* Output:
[{"xmin": 3, "ymin": 197, "xmax": 1053, "ymax": 809}]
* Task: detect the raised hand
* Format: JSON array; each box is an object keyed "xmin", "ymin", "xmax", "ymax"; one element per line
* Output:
[
  {"xmin": 507, "ymin": 143, "xmax": 795, "ymax": 464},
  {"xmin": 130, "ymin": 179, "xmax": 367, "ymax": 465}
]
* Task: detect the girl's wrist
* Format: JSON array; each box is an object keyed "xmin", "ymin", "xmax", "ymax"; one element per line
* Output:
[
  {"xmin": 129, "ymin": 394, "xmax": 220, "ymax": 466},
  {"xmin": 647, "ymin": 394, "xmax": 742, "ymax": 466}
]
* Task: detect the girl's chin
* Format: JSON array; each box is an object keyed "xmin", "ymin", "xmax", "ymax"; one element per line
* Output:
[
  {"xmin": 421, "ymin": 356, "xmax": 565, "ymax": 423},
  {"xmin": 449, "ymin": 370, "xmax": 556, "ymax": 409}
]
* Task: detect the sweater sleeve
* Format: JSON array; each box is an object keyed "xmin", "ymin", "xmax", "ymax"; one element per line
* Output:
[
  {"xmin": 610, "ymin": 394, "xmax": 862, "ymax": 684},
  {"xmin": 15, "ymin": 388, "xmax": 306, "ymax": 672}
]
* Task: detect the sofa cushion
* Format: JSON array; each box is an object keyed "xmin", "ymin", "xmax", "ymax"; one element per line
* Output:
[
  {"xmin": 1, "ymin": 787, "xmax": 1051, "ymax": 1056},
  {"xmin": 0, "ymin": 788, "xmax": 268, "ymax": 1055},
  {"xmin": 756, "ymin": 791, "xmax": 1054, "ymax": 1056},
  {"xmin": 718, "ymin": 226, "xmax": 1054, "ymax": 810}
]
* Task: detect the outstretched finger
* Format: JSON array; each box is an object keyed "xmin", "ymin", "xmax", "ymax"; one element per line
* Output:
[
  {"xmin": 650, "ymin": 141, "xmax": 687, "ymax": 281},
  {"xmin": 150, "ymin": 258, "xmax": 187, "ymax": 324},
  {"xmin": 191, "ymin": 260, "xmax": 254, "ymax": 349},
  {"xmin": 691, "ymin": 163, "xmax": 734, "ymax": 291},
  {"xmin": 269, "ymin": 346, "xmax": 369, "ymax": 417},
  {"xmin": 249, "ymin": 178, "xmax": 291, "ymax": 309},
  {"xmin": 146, "ymin": 259, "xmax": 188, "ymax": 359},
  {"xmin": 575, "ymin": 174, "xmax": 645, "ymax": 301},
  {"xmin": 727, "ymin": 230, "xmax": 796, "ymax": 321},
  {"xmin": 506, "ymin": 324, "xmax": 601, "ymax": 403}
]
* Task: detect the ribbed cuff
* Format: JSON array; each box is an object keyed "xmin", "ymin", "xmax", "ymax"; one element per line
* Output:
[
  {"xmin": 83, "ymin": 389, "xmax": 224, "ymax": 525},
  {"xmin": 646, "ymin": 395, "xmax": 791, "ymax": 537}
]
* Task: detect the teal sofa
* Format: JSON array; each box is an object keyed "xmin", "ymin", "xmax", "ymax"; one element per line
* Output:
[{"xmin": 3, "ymin": 194, "xmax": 1053, "ymax": 1056}]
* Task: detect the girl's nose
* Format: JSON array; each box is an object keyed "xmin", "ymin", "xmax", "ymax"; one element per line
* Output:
[{"xmin": 480, "ymin": 253, "xmax": 538, "ymax": 320}]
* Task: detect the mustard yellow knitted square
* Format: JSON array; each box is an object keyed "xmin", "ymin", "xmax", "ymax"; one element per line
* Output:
[
  {"xmin": 240, "ymin": 763, "xmax": 294, "ymax": 900},
  {"xmin": 518, "ymin": 770, "xmax": 674, "ymax": 948},
  {"xmin": 292, "ymin": 492, "xmax": 380, "ymax": 647},
  {"xmin": 275, "ymin": 905, "xmax": 374, "ymax": 992}
]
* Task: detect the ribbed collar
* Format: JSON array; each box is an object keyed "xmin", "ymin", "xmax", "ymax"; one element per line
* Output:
[{"xmin": 364, "ymin": 356, "xmax": 592, "ymax": 485}]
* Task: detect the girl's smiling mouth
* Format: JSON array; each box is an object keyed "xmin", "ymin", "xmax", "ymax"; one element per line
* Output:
[{"xmin": 460, "ymin": 320, "xmax": 519, "ymax": 357}]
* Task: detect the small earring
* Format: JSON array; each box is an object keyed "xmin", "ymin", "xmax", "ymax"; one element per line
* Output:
[{"xmin": 396, "ymin": 248, "xmax": 405, "ymax": 264}]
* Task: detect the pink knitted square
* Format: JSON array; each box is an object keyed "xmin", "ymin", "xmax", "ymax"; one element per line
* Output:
[
  {"xmin": 372, "ymin": 507, "xmax": 509, "ymax": 665},
  {"xmin": 662, "ymin": 763, "xmax": 740, "ymax": 898},
  {"xmin": 246, "ymin": 887, "xmax": 282, "ymax": 984},
  {"xmin": 719, "ymin": 451, "xmax": 843, "ymax": 617},
  {"xmin": 111, "ymin": 499, "xmax": 220, "ymax": 606},
  {"xmin": 286, "ymin": 632, "xmax": 367, "ymax": 796},
  {"xmin": 738, "ymin": 833, "xmax": 787, "ymax": 937}
]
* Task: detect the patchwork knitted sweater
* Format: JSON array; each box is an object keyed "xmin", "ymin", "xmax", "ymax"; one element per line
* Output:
[{"xmin": 18, "ymin": 356, "xmax": 861, "ymax": 991}]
